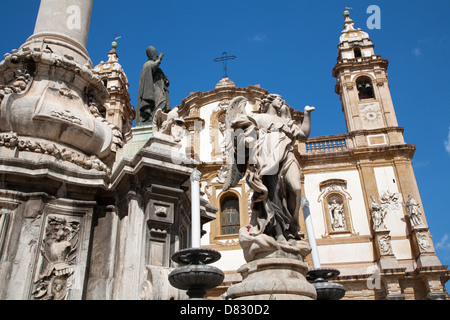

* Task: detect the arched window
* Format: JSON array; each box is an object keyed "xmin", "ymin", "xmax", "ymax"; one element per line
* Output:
[
  {"xmin": 354, "ymin": 47, "xmax": 362, "ymax": 58},
  {"xmin": 356, "ymin": 76, "xmax": 375, "ymax": 100},
  {"xmin": 221, "ymin": 196, "xmax": 240, "ymax": 235}
]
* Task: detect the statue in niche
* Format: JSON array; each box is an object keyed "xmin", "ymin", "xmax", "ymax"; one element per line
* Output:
[
  {"xmin": 32, "ymin": 217, "xmax": 80, "ymax": 300},
  {"xmin": 403, "ymin": 195, "xmax": 424, "ymax": 227},
  {"xmin": 136, "ymin": 46, "xmax": 171, "ymax": 125},
  {"xmin": 370, "ymin": 195, "xmax": 387, "ymax": 230},
  {"xmin": 329, "ymin": 198, "xmax": 346, "ymax": 230},
  {"xmin": 222, "ymin": 94, "xmax": 315, "ymax": 262}
]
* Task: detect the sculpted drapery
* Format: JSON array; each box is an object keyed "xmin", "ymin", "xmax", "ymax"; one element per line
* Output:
[{"xmin": 223, "ymin": 94, "xmax": 315, "ymax": 261}]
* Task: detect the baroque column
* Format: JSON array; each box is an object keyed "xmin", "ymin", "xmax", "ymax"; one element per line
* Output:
[
  {"xmin": 21, "ymin": 0, "xmax": 94, "ymax": 66},
  {"xmin": 1, "ymin": 0, "xmax": 114, "ymax": 166}
]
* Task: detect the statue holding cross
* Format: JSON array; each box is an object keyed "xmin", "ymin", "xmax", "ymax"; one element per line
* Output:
[{"xmin": 214, "ymin": 52, "xmax": 236, "ymax": 79}]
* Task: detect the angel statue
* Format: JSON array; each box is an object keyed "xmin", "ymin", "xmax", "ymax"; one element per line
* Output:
[{"xmin": 222, "ymin": 94, "xmax": 315, "ymax": 262}]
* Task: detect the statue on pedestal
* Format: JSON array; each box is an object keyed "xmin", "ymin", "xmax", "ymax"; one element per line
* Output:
[
  {"xmin": 224, "ymin": 94, "xmax": 317, "ymax": 300},
  {"xmin": 222, "ymin": 94, "xmax": 315, "ymax": 261},
  {"xmin": 136, "ymin": 46, "xmax": 171, "ymax": 125}
]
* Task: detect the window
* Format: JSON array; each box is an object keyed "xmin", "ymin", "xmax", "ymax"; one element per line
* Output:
[
  {"xmin": 354, "ymin": 47, "xmax": 362, "ymax": 58},
  {"xmin": 356, "ymin": 76, "xmax": 375, "ymax": 100},
  {"xmin": 221, "ymin": 196, "xmax": 240, "ymax": 235}
]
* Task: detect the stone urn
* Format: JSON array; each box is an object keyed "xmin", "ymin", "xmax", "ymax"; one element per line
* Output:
[{"xmin": 169, "ymin": 248, "xmax": 224, "ymax": 300}]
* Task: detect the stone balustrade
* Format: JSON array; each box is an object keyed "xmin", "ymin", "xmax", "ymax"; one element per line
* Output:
[{"xmin": 305, "ymin": 134, "xmax": 349, "ymax": 154}]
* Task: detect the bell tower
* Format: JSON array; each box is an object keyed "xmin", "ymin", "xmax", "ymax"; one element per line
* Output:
[{"xmin": 333, "ymin": 11, "xmax": 405, "ymax": 148}]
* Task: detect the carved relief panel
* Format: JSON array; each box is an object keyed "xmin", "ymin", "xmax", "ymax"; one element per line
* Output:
[
  {"xmin": 31, "ymin": 200, "xmax": 94, "ymax": 300},
  {"xmin": 318, "ymin": 179, "xmax": 357, "ymax": 238},
  {"xmin": 32, "ymin": 216, "xmax": 80, "ymax": 300}
]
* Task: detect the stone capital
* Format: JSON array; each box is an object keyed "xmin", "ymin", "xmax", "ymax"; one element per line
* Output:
[{"xmin": 191, "ymin": 169, "xmax": 202, "ymax": 182}]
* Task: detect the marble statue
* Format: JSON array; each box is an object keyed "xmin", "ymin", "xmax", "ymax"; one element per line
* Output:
[
  {"xmin": 136, "ymin": 46, "xmax": 171, "ymax": 125},
  {"xmin": 370, "ymin": 195, "xmax": 387, "ymax": 230},
  {"xmin": 403, "ymin": 195, "xmax": 424, "ymax": 227},
  {"xmin": 222, "ymin": 94, "xmax": 314, "ymax": 261},
  {"xmin": 329, "ymin": 199, "xmax": 345, "ymax": 230},
  {"xmin": 153, "ymin": 107, "xmax": 186, "ymax": 143}
]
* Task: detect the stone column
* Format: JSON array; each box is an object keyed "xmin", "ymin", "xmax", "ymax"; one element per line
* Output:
[
  {"xmin": 115, "ymin": 191, "xmax": 146, "ymax": 300},
  {"xmin": 22, "ymin": 0, "xmax": 94, "ymax": 66},
  {"xmin": 190, "ymin": 169, "xmax": 202, "ymax": 248},
  {"xmin": 301, "ymin": 196, "xmax": 321, "ymax": 269}
]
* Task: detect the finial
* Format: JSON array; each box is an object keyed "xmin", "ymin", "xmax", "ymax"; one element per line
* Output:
[
  {"xmin": 112, "ymin": 34, "xmax": 121, "ymax": 50},
  {"xmin": 343, "ymin": 5, "xmax": 353, "ymax": 19},
  {"xmin": 343, "ymin": 6, "xmax": 354, "ymax": 27}
]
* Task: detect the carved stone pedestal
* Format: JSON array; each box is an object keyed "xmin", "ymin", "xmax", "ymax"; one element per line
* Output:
[
  {"xmin": 226, "ymin": 256, "xmax": 317, "ymax": 300},
  {"xmin": 411, "ymin": 226, "xmax": 441, "ymax": 268},
  {"xmin": 374, "ymin": 229, "xmax": 400, "ymax": 269}
]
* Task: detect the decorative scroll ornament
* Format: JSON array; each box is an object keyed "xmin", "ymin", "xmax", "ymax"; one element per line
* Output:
[{"xmin": 32, "ymin": 217, "xmax": 80, "ymax": 300}]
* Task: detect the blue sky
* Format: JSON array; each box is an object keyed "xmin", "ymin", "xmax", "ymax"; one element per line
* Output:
[{"xmin": 1, "ymin": 0, "xmax": 450, "ymax": 291}]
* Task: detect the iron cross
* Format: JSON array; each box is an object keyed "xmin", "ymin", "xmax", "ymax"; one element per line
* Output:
[{"xmin": 214, "ymin": 52, "xmax": 236, "ymax": 79}]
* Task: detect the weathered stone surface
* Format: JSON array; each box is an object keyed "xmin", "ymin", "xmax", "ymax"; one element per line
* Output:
[{"xmin": 226, "ymin": 256, "xmax": 317, "ymax": 300}]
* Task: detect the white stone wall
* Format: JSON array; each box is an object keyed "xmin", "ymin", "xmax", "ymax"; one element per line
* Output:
[
  {"xmin": 373, "ymin": 166, "xmax": 413, "ymax": 260},
  {"xmin": 304, "ymin": 170, "xmax": 371, "ymax": 239}
]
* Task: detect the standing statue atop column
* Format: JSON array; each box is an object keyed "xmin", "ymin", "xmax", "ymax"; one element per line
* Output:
[
  {"xmin": 136, "ymin": 46, "xmax": 171, "ymax": 125},
  {"xmin": 222, "ymin": 94, "xmax": 315, "ymax": 262}
]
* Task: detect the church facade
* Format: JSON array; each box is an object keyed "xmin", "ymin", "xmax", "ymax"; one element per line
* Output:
[
  {"xmin": 0, "ymin": 1, "xmax": 448, "ymax": 300},
  {"xmin": 177, "ymin": 12, "xmax": 450, "ymax": 300}
]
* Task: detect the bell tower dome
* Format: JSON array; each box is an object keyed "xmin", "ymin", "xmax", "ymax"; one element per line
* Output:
[{"xmin": 333, "ymin": 11, "xmax": 405, "ymax": 148}]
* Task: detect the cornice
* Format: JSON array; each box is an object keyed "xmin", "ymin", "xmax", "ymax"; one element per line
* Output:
[{"xmin": 178, "ymin": 85, "xmax": 268, "ymax": 116}]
